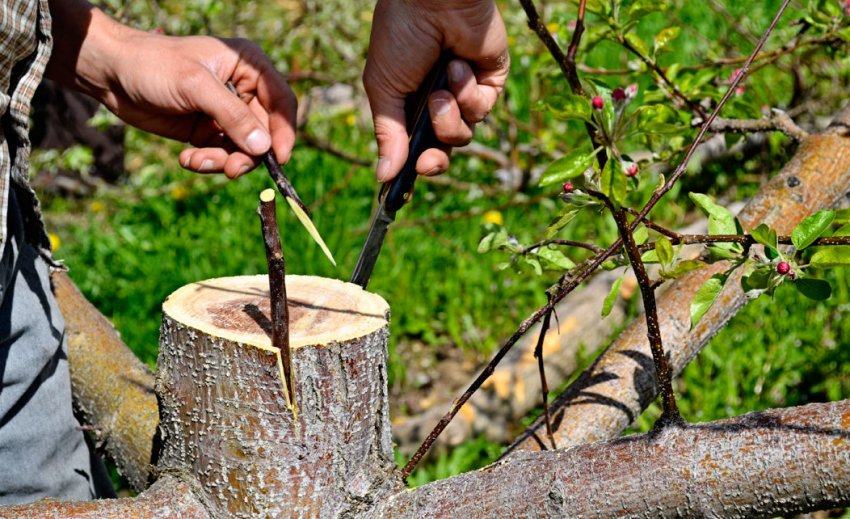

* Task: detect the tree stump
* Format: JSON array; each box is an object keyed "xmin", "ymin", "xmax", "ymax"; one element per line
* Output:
[{"xmin": 155, "ymin": 275, "xmax": 401, "ymax": 518}]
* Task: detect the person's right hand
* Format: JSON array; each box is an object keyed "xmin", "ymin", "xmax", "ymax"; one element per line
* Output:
[
  {"xmin": 47, "ymin": 0, "xmax": 296, "ymax": 179},
  {"xmin": 363, "ymin": 0, "xmax": 510, "ymax": 182}
]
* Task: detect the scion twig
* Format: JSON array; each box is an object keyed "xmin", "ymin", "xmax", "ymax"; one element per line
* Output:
[{"xmin": 258, "ymin": 189, "xmax": 295, "ymax": 412}]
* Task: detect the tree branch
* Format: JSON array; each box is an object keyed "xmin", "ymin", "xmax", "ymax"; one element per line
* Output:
[
  {"xmin": 708, "ymin": 109, "xmax": 809, "ymax": 142},
  {"xmin": 52, "ymin": 271, "xmax": 158, "ymax": 492},
  {"xmin": 382, "ymin": 400, "xmax": 850, "ymax": 518},
  {"xmin": 509, "ymin": 103, "xmax": 850, "ymax": 454}
]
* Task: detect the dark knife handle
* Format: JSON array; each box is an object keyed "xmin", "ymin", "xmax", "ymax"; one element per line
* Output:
[{"xmin": 383, "ymin": 53, "xmax": 452, "ymax": 213}]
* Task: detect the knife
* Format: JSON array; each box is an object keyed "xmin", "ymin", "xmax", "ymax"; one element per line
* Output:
[
  {"xmin": 226, "ymin": 82, "xmax": 337, "ymax": 267},
  {"xmin": 350, "ymin": 53, "xmax": 451, "ymax": 288}
]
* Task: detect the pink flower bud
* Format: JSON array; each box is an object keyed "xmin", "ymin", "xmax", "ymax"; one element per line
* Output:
[
  {"xmin": 612, "ymin": 87, "xmax": 626, "ymax": 103},
  {"xmin": 624, "ymin": 162, "xmax": 638, "ymax": 177},
  {"xmin": 776, "ymin": 261, "xmax": 791, "ymax": 275},
  {"xmin": 591, "ymin": 96, "xmax": 604, "ymax": 111},
  {"xmin": 626, "ymin": 83, "xmax": 638, "ymax": 98},
  {"xmin": 563, "ymin": 182, "xmax": 574, "ymax": 193}
]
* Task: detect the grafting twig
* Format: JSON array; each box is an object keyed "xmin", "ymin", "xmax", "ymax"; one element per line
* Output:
[{"xmin": 258, "ymin": 189, "xmax": 295, "ymax": 411}]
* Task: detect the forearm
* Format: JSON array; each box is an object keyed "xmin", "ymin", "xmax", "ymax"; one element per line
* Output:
[{"xmin": 45, "ymin": 0, "xmax": 129, "ymax": 101}]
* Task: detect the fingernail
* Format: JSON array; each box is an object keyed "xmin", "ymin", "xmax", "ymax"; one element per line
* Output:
[
  {"xmin": 237, "ymin": 164, "xmax": 251, "ymax": 177},
  {"xmin": 245, "ymin": 129, "xmax": 271, "ymax": 155},
  {"xmin": 449, "ymin": 61, "xmax": 465, "ymax": 83},
  {"xmin": 200, "ymin": 159, "xmax": 215, "ymax": 172},
  {"xmin": 430, "ymin": 96, "xmax": 451, "ymax": 116},
  {"xmin": 376, "ymin": 157, "xmax": 391, "ymax": 182}
]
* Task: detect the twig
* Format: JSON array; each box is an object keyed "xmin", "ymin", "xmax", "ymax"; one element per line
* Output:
[
  {"xmin": 522, "ymin": 239, "xmax": 605, "ymax": 255},
  {"xmin": 608, "ymin": 202, "xmax": 682, "ymax": 424},
  {"xmin": 638, "ymin": 233, "xmax": 850, "ymax": 252},
  {"xmin": 624, "ymin": 207, "xmax": 681, "ymax": 240},
  {"xmin": 631, "ymin": 0, "xmax": 793, "ymax": 230},
  {"xmin": 402, "ymin": 0, "xmax": 793, "ymax": 479},
  {"xmin": 707, "ymin": 109, "xmax": 809, "ymax": 142},
  {"xmin": 576, "ymin": 35, "xmax": 840, "ymax": 75},
  {"xmin": 258, "ymin": 189, "xmax": 295, "ymax": 412},
  {"xmin": 533, "ymin": 300, "xmax": 557, "ymax": 450},
  {"xmin": 618, "ymin": 36, "xmax": 708, "ymax": 120},
  {"xmin": 300, "ymin": 131, "xmax": 372, "ymax": 167}
]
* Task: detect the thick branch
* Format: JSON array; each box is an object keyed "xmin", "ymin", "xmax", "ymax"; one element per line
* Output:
[
  {"xmin": 0, "ymin": 475, "xmax": 208, "ymax": 518},
  {"xmin": 709, "ymin": 109, "xmax": 809, "ymax": 142},
  {"xmin": 509, "ymin": 104, "xmax": 850, "ymax": 453},
  {"xmin": 52, "ymin": 271, "xmax": 158, "ymax": 492},
  {"xmin": 382, "ymin": 400, "xmax": 850, "ymax": 518}
]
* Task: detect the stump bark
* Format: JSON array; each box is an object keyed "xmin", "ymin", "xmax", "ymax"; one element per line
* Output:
[{"xmin": 155, "ymin": 275, "xmax": 401, "ymax": 518}]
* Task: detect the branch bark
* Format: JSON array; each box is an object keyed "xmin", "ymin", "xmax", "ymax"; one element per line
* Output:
[
  {"xmin": 381, "ymin": 400, "xmax": 850, "ymax": 518},
  {"xmin": 52, "ymin": 270, "xmax": 158, "ymax": 492},
  {"xmin": 508, "ymin": 104, "xmax": 850, "ymax": 454}
]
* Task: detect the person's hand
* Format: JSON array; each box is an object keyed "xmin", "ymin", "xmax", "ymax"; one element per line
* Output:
[
  {"xmin": 364, "ymin": 0, "xmax": 509, "ymax": 182},
  {"xmin": 47, "ymin": 1, "xmax": 296, "ymax": 178}
]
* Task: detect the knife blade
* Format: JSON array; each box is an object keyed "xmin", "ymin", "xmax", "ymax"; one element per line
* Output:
[
  {"xmin": 226, "ymin": 82, "xmax": 337, "ymax": 267},
  {"xmin": 350, "ymin": 54, "xmax": 452, "ymax": 289}
]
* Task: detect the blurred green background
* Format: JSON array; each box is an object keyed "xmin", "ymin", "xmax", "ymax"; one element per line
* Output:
[{"xmin": 37, "ymin": 0, "xmax": 850, "ymax": 502}]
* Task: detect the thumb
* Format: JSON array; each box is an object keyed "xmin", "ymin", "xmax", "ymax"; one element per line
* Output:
[
  {"xmin": 367, "ymin": 85, "xmax": 410, "ymax": 183},
  {"xmin": 187, "ymin": 71, "xmax": 271, "ymax": 156}
]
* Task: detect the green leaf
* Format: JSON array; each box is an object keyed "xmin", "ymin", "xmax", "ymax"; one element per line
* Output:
[
  {"xmin": 543, "ymin": 93, "xmax": 593, "ymax": 122},
  {"xmin": 601, "ymin": 159, "xmax": 627, "ymax": 206},
  {"xmin": 810, "ymin": 247, "xmax": 850, "ymax": 267},
  {"xmin": 653, "ymin": 26, "xmax": 680, "ymax": 55},
  {"xmin": 833, "ymin": 223, "xmax": 850, "ymax": 236},
  {"xmin": 535, "ymin": 246, "xmax": 576, "ymax": 271},
  {"xmin": 792, "ymin": 210, "xmax": 835, "ymax": 250},
  {"xmin": 689, "ymin": 193, "xmax": 736, "ymax": 236},
  {"xmin": 690, "ymin": 274, "xmax": 726, "ymax": 328},
  {"xmin": 478, "ymin": 226, "xmax": 508, "ymax": 253},
  {"xmin": 661, "ymin": 259, "xmax": 705, "ymax": 279},
  {"xmin": 522, "ymin": 256, "xmax": 543, "ymax": 276},
  {"xmin": 655, "ymin": 237, "xmax": 674, "ymax": 268},
  {"xmin": 749, "ymin": 223, "xmax": 778, "ymax": 252},
  {"xmin": 624, "ymin": 32, "xmax": 650, "ymax": 57},
  {"xmin": 742, "ymin": 266, "xmax": 773, "ymax": 292},
  {"xmin": 545, "ymin": 208, "xmax": 580, "ymax": 239},
  {"xmin": 635, "ymin": 104, "xmax": 681, "ymax": 135},
  {"xmin": 539, "ymin": 151, "xmax": 595, "ymax": 186},
  {"xmin": 641, "ymin": 249, "xmax": 659, "ymax": 263},
  {"xmin": 795, "ymin": 278, "xmax": 832, "ymax": 301},
  {"xmin": 633, "ymin": 225, "xmax": 649, "ymax": 246},
  {"xmin": 601, "ymin": 276, "xmax": 625, "ymax": 318}
]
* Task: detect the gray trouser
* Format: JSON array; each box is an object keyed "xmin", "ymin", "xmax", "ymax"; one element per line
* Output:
[{"xmin": 0, "ymin": 186, "xmax": 114, "ymax": 504}]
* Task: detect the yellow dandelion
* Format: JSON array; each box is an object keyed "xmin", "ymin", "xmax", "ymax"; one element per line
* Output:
[
  {"xmin": 482, "ymin": 210, "xmax": 504, "ymax": 226},
  {"xmin": 546, "ymin": 22, "xmax": 559, "ymax": 33},
  {"xmin": 171, "ymin": 184, "xmax": 189, "ymax": 201},
  {"xmin": 345, "ymin": 113, "xmax": 357, "ymax": 127},
  {"xmin": 89, "ymin": 200, "xmax": 105, "ymax": 214},
  {"xmin": 49, "ymin": 233, "xmax": 61, "ymax": 251}
]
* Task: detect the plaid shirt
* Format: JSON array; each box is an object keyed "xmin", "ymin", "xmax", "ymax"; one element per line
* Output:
[{"xmin": 0, "ymin": 0, "xmax": 53, "ymax": 263}]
